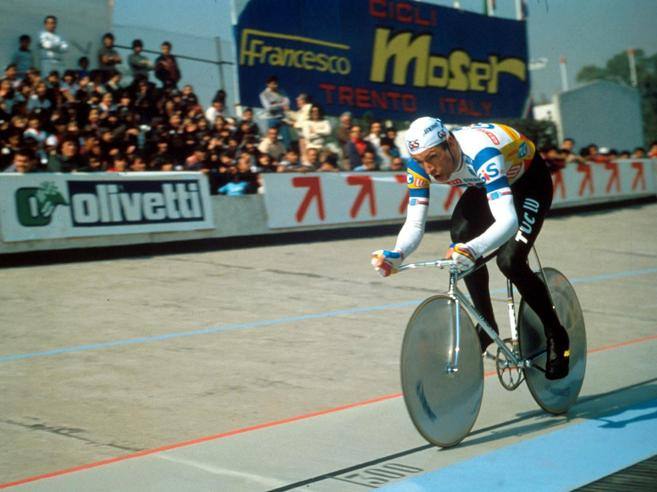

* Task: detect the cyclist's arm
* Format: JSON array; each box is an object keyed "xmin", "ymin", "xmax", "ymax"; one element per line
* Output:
[
  {"xmin": 394, "ymin": 161, "xmax": 430, "ymax": 258},
  {"xmin": 465, "ymin": 151, "xmax": 519, "ymax": 257}
]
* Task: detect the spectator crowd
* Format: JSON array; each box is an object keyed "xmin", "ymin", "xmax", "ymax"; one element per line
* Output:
[{"xmin": 1, "ymin": 15, "xmax": 656, "ymax": 196}]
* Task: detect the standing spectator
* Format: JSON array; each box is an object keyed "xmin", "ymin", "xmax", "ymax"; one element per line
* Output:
[
  {"xmin": 300, "ymin": 104, "xmax": 331, "ymax": 153},
  {"xmin": 97, "ymin": 33, "xmax": 122, "ymax": 81},
  {"xmin": 257, "ymin": 126, "xmax": 286, "ymax": 161},
  {"xmin": 11, "ymin": 35, "xmax": 36, "ymax": 80},
  {"xmin": 560, "ymin": 137, "xmax": 584, "ymax": 165},
  {"xmin": 258, "ymin": 75, "xmax": 291, "ymax": 148},
  {"xmin": 128, "ymin": 39, "xmax": 153, "ymax": 81},
  {"xmin": 344, "ymin": 125, "xmax": 375, "ymax": 170},
  {"xmin": 287, "ymin": 92, "xmax": 312, "ymax": 143},
  {"xmin": 155, "ymin": 41, "xmax": 181, "ymax": 89},
  {"xmin": 648, "ymin": 141, "xmax": 657, "ymax": 159},
  {"xmin": 3, "ymin": 148, "xmax": 35, "ymax": 173},
  {"xmin": 38, "ymin": 15, "xmax": 68, "ymax": 76},
  {"xmin": 632, "ymin": 147, "xmax": 646, "ymax": 159}
]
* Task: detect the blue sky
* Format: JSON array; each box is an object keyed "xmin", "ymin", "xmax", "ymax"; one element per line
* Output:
[{"xmin": 113, "ymin": 0, "xmax": 657, "ymax": 105}]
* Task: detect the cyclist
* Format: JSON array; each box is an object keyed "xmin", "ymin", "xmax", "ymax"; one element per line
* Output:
[{"xmin": 371, "ymin": 117, "xmax": 570, "ymax": 380}]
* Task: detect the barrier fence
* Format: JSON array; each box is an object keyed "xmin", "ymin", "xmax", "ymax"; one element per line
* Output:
[{"xmin": 0, "ymin": 159, "xmax": 655, "ymax": 255}]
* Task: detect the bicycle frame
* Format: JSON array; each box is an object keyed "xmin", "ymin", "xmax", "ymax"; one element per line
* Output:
[{"xmin": 398, "ymin": 254, "xmax": 537, "ymax": 372}]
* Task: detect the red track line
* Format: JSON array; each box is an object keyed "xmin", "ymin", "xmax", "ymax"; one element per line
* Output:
[{"xmin": 2, "ymin": 333, "xmax": 656, "ymax": 490}]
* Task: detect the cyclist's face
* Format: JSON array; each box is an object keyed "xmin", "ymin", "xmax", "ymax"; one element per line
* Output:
[{"xmin": 412, "ymin": 139, "xmax": 457, "ymax": 183}]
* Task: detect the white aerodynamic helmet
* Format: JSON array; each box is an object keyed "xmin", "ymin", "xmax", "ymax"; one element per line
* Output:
[{"xmin": 404, "ymin": 117, "xmax": 449, "ymax": 155}]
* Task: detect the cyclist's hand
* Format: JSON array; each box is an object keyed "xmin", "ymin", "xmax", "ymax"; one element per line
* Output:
[
  {"xmin": 450, "ymin": 243, "xmax": 476, "ymax": 272},
  {"xmin": 371, "ymin": 249, "xmax": 403, "ymax": 277}
]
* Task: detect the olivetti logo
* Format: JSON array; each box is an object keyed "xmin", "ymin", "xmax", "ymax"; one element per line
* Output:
[
  {"xmin": 15, "ymin": 182, "xmax": 68, "ymax": 226},
  {"xmin": 14, "ymin": 180, "xmax": 206, "ymax": 228}
]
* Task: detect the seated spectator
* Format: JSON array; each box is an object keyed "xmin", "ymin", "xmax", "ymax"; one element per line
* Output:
[
  {"xmin": 3, "ymin": 147, "xmax": 35, "ymax": 173},
  {"xmin": 353, "ymin": 149, "xmax": 378, "ymax": 172},
  {"xmin": 129, "ymin": 154, "xmax": 147, "ymax": 171},
  {"xmin": 27, "ymin": 81, "xmax": 53, "ymax": 116},
  {"xmin": 0, "ymin": 79, "xmax": 17, "ymax": 115},
  {"xmin": 3, "ymin": 64, "xmax": 21, "ymax": 90},
  {"xmin": 23, "ymin": 113, "xmax": 48, "ymax": 144},
  {"xmin": 184, "ymin": 145, "xmax": 207, "ymax": 171},
  {"xmin": 277, "ymin": 148, "xmax": 301, "ymax": 172},
  {"xmin": 257, "ymin": 126, "xmax": 286, "ymax": 161},
  {"xmin": 389, "ymin": 156, "xmax": 405, "ymax": 172},
  {"xmin": 47, "ymin": 137, "xmax": 83, "ymax": 172},
  {"xmin": 318, "ymin": 151, "xmax": 339, "ymax": 172},
  {"xmin": 300, "ymin": 147, "xmax": 320, "ymax": 171},
  {"xmin": 128, "ymin": 39, "xmax": 153, "ymax": 81},
  {"xmin": 378, "ymin": 136, "xmax": 401, "ymax": 170},
  {"xmin": 77, "ymin": 56, "xmax": 90, "ymax": 78},
  {"xmin": 155, "ymin": 41, "xmax": 181, "ymax": 89},
  {"xmin": 205, "ymin": 97, "xmax": 227, "ymax": 125},
  {"xmin": 365, "ymin": 120, "xmax": 384, "ymax": 154},
  {"xmin": 344, "ymin": 125, "xmax": 375, "ymax": 170},
  {"xmin": 107, "ymin": 153, "xmax": 129, "ymax": 172},
  {"xmin": 97, "ymin": 33, "xmax": 122, "ymax": 82},
  {"xmin": 618, "ymin": 150, "xmax": 631, "ymax": 159},
  {"xmin": 632, "ymin": 147, "xmax": 646, "ymax": 159},
  {"xmin": 11, "ymin": 35, "xmax": 35, "ymax": 79},
  {"xmin": 255, "ymin": 153, "xmax": 277, "ymax": 173},
  {"xmin": 233, "ymin": 107, "xmax": 259, "ymax": 143},
  {"xmin": 218, "ymin": 154, "xmax": 258, "ymax": 195}
]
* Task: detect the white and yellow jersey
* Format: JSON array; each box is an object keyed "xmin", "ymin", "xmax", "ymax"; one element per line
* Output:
[{"xmin": 446, "ymin": 122, "xmax": 535, "ymax": 196}]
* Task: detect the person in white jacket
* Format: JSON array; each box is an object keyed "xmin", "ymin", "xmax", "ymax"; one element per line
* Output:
[{"xmin": 38, "ymin": 15, "xmax": 68, "ymax": 76}]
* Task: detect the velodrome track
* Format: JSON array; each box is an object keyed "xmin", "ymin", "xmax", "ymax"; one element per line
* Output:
[{"xmin": 1, "ymin": 202, "xmax": 656, "ymax": 491}]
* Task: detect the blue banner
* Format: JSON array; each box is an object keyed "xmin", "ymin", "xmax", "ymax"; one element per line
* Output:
[{"xmin": 235, "ymin": 0, "xmax": 529, "ymax": 123}]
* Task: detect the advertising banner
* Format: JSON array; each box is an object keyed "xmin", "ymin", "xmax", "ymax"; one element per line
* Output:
[
  {"xmin": 0, "ymin": 173, "xmax": 214, "ymax": 242},
  {"xmin": 262, "ymin": 160, "xmax": 656, "ymax": 229},
  {"xmin": 235, "ymin": 0, "xmax": 529, "ymax": 123}
]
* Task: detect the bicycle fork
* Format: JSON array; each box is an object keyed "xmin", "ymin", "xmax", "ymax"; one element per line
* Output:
[{"xmin": 446, "ymin": 270, "xmax": 523, "ymax": 373}]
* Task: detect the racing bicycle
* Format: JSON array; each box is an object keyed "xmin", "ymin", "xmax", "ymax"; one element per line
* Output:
[{"xmin": 398, "ymin": 248, "xmax": 586, "ymax": 447}]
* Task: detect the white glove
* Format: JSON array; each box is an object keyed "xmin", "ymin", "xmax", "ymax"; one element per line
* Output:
[
  {"xmin": 450, "ymin": 243, "xmax": 477, "ymax": 273},
  {"xmin": 371, "ymin": 249, "xmax": 403, "ymax": 277}
]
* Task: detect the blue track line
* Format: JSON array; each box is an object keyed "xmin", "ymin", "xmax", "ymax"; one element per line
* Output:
[
  {"xmin": 382, "ymin": 397, "xmax": 657, "ymax": 491},
  {"xmin": 2, "ymin": 266, "xmax": 656, "ymax": 364}
]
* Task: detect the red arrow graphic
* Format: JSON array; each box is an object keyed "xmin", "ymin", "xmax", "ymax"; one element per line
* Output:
[
  {"xmin": 631, "ymin": 162, "xmax": 646, "ymax": 191},
  {"xmin": 292, "ymin": 176, "xmax": 325, "ymax": 223},
  {"xmin": 395, "ymin": 174, "xmax": 409, "ymax": 214},
  {"xmin": 552, "ymin": 169, "xmax": 566, "ymax": 199},
  {"xmin": 346, "ymin": 175, "xmax": 377, "ymax": 218},
  {"xmin": 577, "ymin": 163, "xmax": 594, "ymax": 196},
  {"xmin": 604, "ymin": 162, "xmax": 620, "ymax": 193}
]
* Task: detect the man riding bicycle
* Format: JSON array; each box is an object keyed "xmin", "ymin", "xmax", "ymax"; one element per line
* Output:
[{"xmin": 371, "ymin": 117, "xmax": 570, "ymax": 380}]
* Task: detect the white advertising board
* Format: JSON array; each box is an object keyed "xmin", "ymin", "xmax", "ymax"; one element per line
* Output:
[
  {"xmin": 262, "ymin": 160, "xmax": 656, "ymax": 229},
  {"xmin": 0, "ymin": 172, "xmax": 214, "ymax": 242}
]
